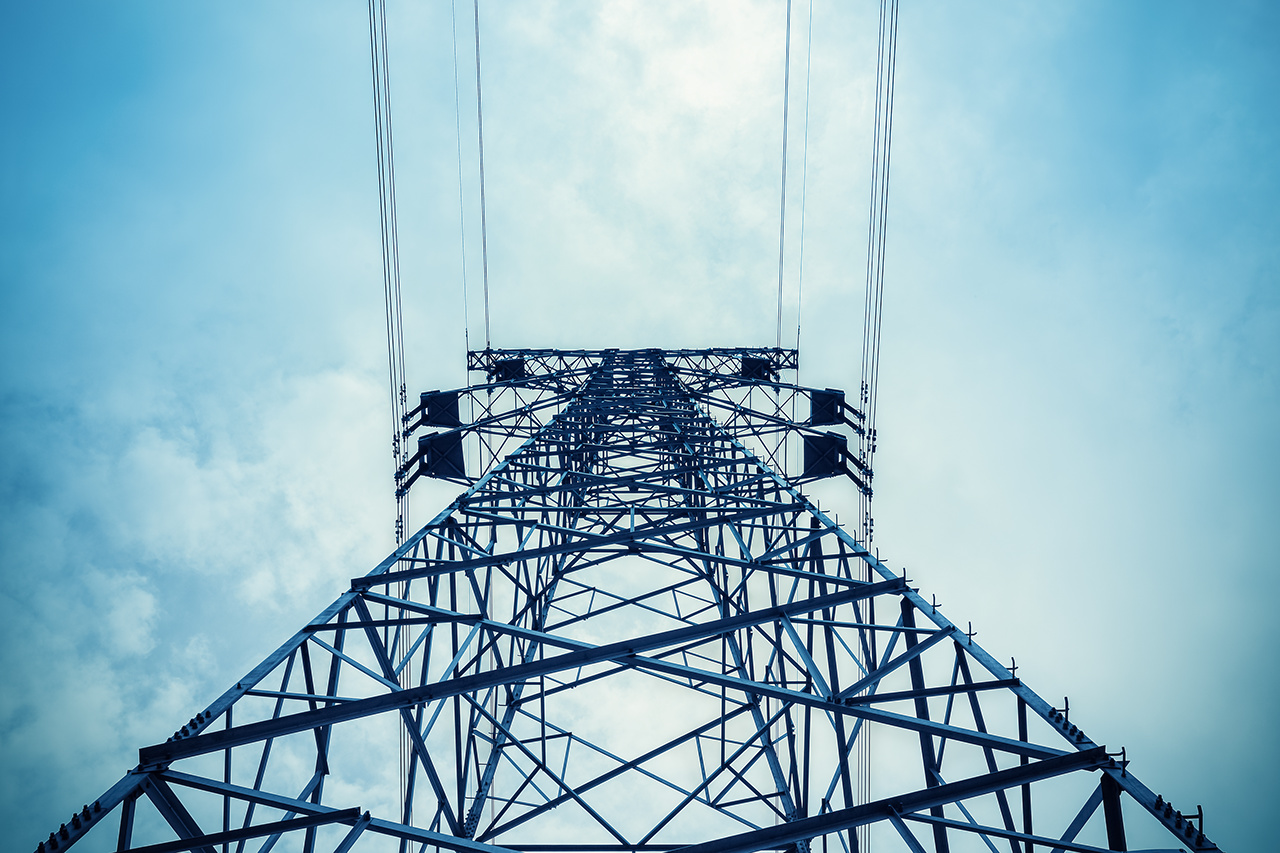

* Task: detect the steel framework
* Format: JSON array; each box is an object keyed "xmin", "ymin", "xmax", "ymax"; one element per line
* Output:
[{"xmin": 41, "ymin": 348, "xmax": 1219, "ymax": 853}]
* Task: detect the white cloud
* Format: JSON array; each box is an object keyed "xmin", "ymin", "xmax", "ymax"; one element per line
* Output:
[{"xmin": 2, "ymin": 1, "xmax": 1276, "ymax": 849}]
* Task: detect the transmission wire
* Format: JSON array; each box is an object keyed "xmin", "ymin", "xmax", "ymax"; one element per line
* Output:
[
  {"xmin": 473, "ymin": 0, "xmax": 492, "ymax": 350},
  {"xmin": 366, "ymin": 0, "xmax": 412, "ymax": 823},
  {"xmin": 775, "ymin": 0, "xmax": 794, "ymax": 351},
  {"xmin": 869, "ymin": 0, "xmax": 899, "ymax": 446},
  {"xmin": 859, "ymin": 0, "xmax": 886, "ymax": 431},
  {"xmin": 795, "ymin": 0, "xmax": 814, "ymax": 366},
  {"xmin": 367, "ymin": 0, "xmax": 408, "ymax": 546},
  {"xmin": 856, "ymin": 7, "xmax": 897, "ymax": 844},
  {"xmin": 792, "ymin": 0, "xmax": 815, "ymax": 477},
  {"xmin": 859, "ymin": 0, "xmax": 898, "ymax": 550},
  {"xmin": 452, "ymin": 0, "xmax": 471, "ymax": 365}
]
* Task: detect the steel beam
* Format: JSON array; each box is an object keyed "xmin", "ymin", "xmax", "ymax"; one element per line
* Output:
[{"xmin": 43, "ymin": 348, "xmax": 1221, "ymax": 853}]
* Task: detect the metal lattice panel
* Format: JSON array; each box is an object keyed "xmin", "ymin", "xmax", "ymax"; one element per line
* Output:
[{"xmin": 40, "ymin": 348, "xmax": 1219, "ymax": 853}]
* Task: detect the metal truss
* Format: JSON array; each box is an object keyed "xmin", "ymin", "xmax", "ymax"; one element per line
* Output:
[{"xmin": 41, "ymin": 348, "xmax": 1219, "ymax": 853}]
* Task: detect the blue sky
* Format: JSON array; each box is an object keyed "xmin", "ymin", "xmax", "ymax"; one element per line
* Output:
[{"xmin": 2, "ymin": 1, "xmax": 1277, "ymax": 850}]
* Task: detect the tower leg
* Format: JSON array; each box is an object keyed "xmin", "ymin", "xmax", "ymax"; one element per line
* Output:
[{"xmin": 1101, "ymin": 774, "xmax": 1127, "ymax": 851}]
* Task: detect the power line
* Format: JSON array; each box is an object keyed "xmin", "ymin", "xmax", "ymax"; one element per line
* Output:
[
  {"xmin": 366, "ymin": 0, "xmax": 413, "ymax": 823},
  {"xmin": 474, "ymin": 0, "xmax": 492, "ymax": 350},
  {"xmin": 775, "ymin": 0, "xmax": 794, "ymax": 351},
  {"xmin": 794, "ymin": 0, "xmax": 814, "ymax": 362},
  {"xmin": 451, "ymin": 0, "xmax": 471, "ymax": 366},
  {"xmin": 367, "ymin": 0, "xmax": 408, "ymax": 546},
  {"xmin": 859, "ymin": 0, "xmax": 899, "ymax": 552},
  {"xmin": 790, "ymin": 0, "xmax": 815, "ymax": 478},
  {"xmin": 853, "ymin": 11, "xmax": 898, "ymax": 828}
]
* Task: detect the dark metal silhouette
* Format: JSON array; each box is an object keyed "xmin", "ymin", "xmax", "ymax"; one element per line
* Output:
[{"xmin": 39, "ymin": 348, "xmax": 1219, "ymax": 853}]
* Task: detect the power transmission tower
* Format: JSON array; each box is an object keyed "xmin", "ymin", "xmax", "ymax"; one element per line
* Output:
[{"xmin": 40, "ymin": 348, "xmax": 1220, "ymax": 853}]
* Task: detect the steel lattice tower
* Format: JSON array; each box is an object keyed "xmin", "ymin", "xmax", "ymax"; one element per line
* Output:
[{"xmin": 41, "ymin": 348, "xmax": 1219, "ymax": 853}]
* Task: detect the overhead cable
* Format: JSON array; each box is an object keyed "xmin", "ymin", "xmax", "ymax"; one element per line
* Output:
[
  {"xmin": 366, "ymin": 0, "xmax": 413, "ymax": 822},
  {"xmin": 775, "ymin": 0, "xmax": 795, "ymax": 351},
  {"xmin": 474, "ymin": 0, "xmax": 492, "ymax": 350},
  {"xmin": 858, "ymin": 0, "xmax": 899, "ymax": 550},
  {"xmin": 451, "ymin": 0, "xmax": 471, "ymax": 365},
  {"xmin": 367, "ymin": 0, "xmax": 409, "ymax": 546},
  {"xmin": 794, "ymin": 0, "xmax": 815, "ymax": 363}
]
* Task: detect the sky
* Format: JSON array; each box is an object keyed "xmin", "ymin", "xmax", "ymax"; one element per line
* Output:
[{"xmin": 1, "ymin": 1, "xmax": 1277, "ymax": 850}]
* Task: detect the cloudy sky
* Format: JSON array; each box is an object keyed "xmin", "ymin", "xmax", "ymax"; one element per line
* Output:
[{"xmin": 2, "ymin": 1, "xmax": 1276, "ymax": 850}]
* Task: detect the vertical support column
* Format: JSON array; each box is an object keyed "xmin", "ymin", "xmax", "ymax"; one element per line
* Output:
[
  {"xmin": 901, "ymin": 599, "xmax": 949, "ymax": 853},
  {"xmin": 1018, "ymin": 697, "xmax": 1032, "ymax": 853},
  {"xmin": 223, "ymin": 707, "xmax": 232, "ymax": 853},
  {"xmin": 117, "ymin": 789, "xmax": 138, "ymax": 851},
  {"xmin": 1101, "ymin": 774, "xmax": 1128, "ymax": 851}
]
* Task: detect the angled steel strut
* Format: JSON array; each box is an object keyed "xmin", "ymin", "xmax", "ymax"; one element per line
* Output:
[{"xmin": 39, "ymin": 348, "xmax": 1220, "ymax": 853}]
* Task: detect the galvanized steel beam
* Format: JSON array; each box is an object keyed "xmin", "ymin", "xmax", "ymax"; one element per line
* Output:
[{"xmin": 38, "ymin": 348, "xmax": 1221, "ymax": 853}]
